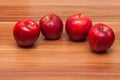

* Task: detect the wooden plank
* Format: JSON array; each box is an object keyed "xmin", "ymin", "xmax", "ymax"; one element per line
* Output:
[{"xmin": 0, "ymin": 0, "xmax": 120, "ymax": 80}]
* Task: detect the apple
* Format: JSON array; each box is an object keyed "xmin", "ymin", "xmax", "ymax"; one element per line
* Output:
[
  {"xmin": 13, "ymin": 19, "xmax": 40, "ymax": 47},
  {"xmin": 40, "ymin": 14, "xmax": 63, "ymax": 40},
  {"xmin": 65, "ymin": 13, "xmax": 92, "ymax": 41},
  {"xmin": 88, "ymin": 23, "xmax": 115, "ymax": 53}
]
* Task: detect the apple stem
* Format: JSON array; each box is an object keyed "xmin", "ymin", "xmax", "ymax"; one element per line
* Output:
[
  {"xmin": 46, "ymin": 16, "xmax": 50, "ymax": 21},
  {"xmin": 79, "ymin": 13, "xmax": 81, "ymax": 17},
  {"xmin": 27, "ymin": 23, "xmax": 34, "ymax": 28},
  {"xmin": 46, "ymin": 14, "xmax": 52, "ymax": 22},
  {"xmin": 100, "ymin": 26, "xmax": 105, "ymax": 32}
]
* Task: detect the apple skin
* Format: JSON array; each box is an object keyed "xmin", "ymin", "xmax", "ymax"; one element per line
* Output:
[
  {"xmin": 39, "ymin": 14, "xmax": 63, "ymax": 40},
  {"xmin": 88, "ymin": 23, "xmax": 115, "ymax": 53},
  {"xmin": 65, "ymin": 14, "xmax": 92, "ymax": 41},
  {"xmin": 13, "ymin": 19, "xmax": 40, "ymax": 47}
]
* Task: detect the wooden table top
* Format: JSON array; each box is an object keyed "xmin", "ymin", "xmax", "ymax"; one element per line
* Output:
[{"xmin": 0, "ymin": 0, "xmax": 120, "ymax": 80}]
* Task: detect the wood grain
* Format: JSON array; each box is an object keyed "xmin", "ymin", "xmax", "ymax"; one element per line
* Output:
[{"xmin": 0, "ymin": 0, "xmax": 120, "ymax": 80}]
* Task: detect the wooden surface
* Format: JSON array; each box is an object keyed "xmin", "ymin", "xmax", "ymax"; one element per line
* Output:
[{"xmin": 0, "ymin": 0, "xmax": 120, "ymax": 80}]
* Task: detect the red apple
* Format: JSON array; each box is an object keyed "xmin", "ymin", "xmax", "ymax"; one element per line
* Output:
[
  {"xmin": 88, "ymin": 23, "xmax": 115, "ymax": 53},
  {"xmin": 13, "ymin": 19, "xmax": 40, "ymax": 47},
  {"xmin": 65, "ymin": 14, "xmax": 92, "ymax": 41},
  {"xmin": 40, "ymin": 14, "xmax": 63, "ymax": 40}
]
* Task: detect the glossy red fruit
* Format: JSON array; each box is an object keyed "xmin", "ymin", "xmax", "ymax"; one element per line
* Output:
[
  {"xmin": 88, "ymin": 23, "xmax": 115, "ymax": 53},
  {"xmin": 40, "ymin": 14, "xmax": 63, "ymax": 40},
  {"xmin": 13, "ymin": 19, "xmax": 40, "ymax": 47},
  {"xmin": 65, "ymin": 13, "xmax": 92, "ymax": 41}
]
